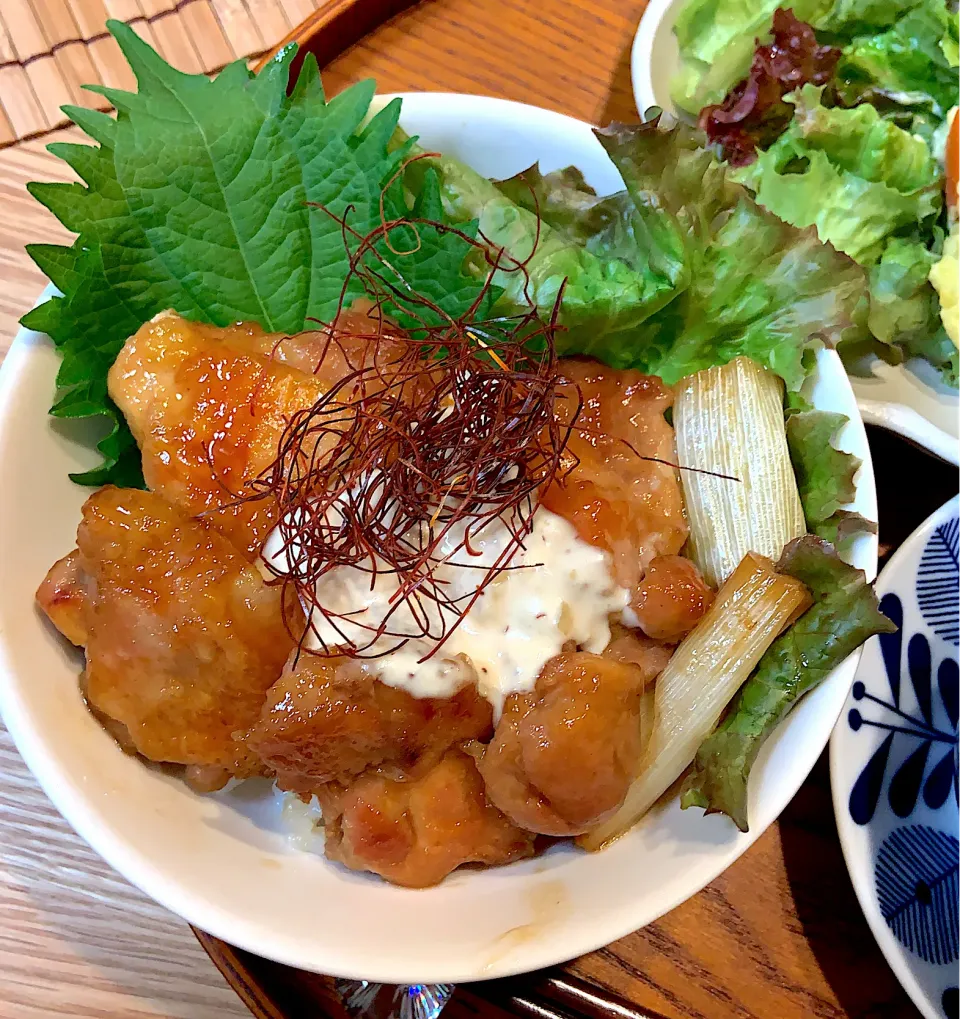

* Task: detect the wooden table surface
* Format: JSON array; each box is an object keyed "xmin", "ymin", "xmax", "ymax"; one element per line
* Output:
[{"xmin": 0, "ymin": 0, "xmax": 954, "ymax": 1016}]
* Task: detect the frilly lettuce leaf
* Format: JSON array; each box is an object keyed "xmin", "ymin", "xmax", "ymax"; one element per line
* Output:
[
  {"xmin": 699, "ymin": 8, "xmax": 842, "ymax": 166},
  {"xmin": 670, "ymin": 0, "xmax": 818, "ymax": 114},
  {"xmin": 784, "ymin": 390, "xmax": 875, "ymax": 547},
  {"xmin": 813, "ymin": 0, "xmax": 924, "ymax": 37},
  {"xmin": 23, "ymin": 23, "xmax": 492, "ymax": 484},
  {"xmin": 470, "ymin": 117, "xmax": 868, "ymax": 386},
  {"xmin": 814, "ymin": 508, "xmax": 879, "ymax": 547},
  {"xmin": 784, "ymin": 402, "xmax": 865, "ymax": 536},
  {"xmin": 790, "ymin": 85, "xmax": 941, "ymax": 190},
  {"xmin": 492, "ymin": 164, "xmax": 651, "ymax": 275},
  {"xmin": 402, "ymin": 145, "xmax": 678, "ymax": 355},
  {"xmin": 593, "ymin": 117, "xmax": 868, "ymax": 388},
  {"xmin": 736, "ymin": 85, "xmax": 942, "ymax": 264},
  {"xmin": 735, "ymin": 85, "xmax": 950, "ymax": 374},
  {"xmin": 740, "ymin": 146, "xmax": 932, "ymax": 264},
  {"xmin": 680, "ymin": 535, "xmax": 895, "ymax": 831},
  {"xmin": 867, "ymin": 237, "xmax": 941, "ymax": 349},
  {"xmin": 835, "ymin": 0, "xmax": 960, "ymax": 140},
  {"xmin": 671, "ymin": 0, "xmax": 958, "ymax": 143},
  {"xmin": 493, "ymin": 165, "xmax": 600, "ymax": 238},
  {"xmin": 472, "ymin": 124, "xmax": 869, "ymax": 392},
  {"xmin": 408, "ymin": 116, "xmax": 870, "ymax": 400},
  {"xmin": 668, "ymin": 0, "xmax": 923, "ymax": 114},
  {"xmin": 593, "ymin": 114, "xmax": 734, "ymax": 282}
]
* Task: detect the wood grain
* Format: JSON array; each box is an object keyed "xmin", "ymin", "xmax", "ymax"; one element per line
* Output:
[
  {"xmin": 0, "ymin": 728, "xmax": 253, "ymax": 1018},
  {"xmin": 254, "ymin": 0, "xmax": 420, "ymax": 82},
  {"xmin": 0, "ymin": 0, "xmax": 954, "ymax": 1017},
  {"xmin": 319, "ymin": 0, "xmax": 643, "ymax": 128}
]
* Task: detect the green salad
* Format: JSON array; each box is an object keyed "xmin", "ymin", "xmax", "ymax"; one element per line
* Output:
[
  {"xmin": 24, "ymin": 22, "xmax": 893, "ymax": 836},
  {"xmin": 669, "ymin": 0, "xmax": 960, "ymax": 386}
]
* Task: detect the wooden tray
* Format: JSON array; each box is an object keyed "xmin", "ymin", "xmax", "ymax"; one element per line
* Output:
[{"xmin": 193, "ymin": 2, "xmax": 956, "ymax": 1016}]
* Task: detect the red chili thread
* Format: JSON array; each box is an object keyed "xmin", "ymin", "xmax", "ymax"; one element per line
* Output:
[{"xmin": 233, "ymin": 179, "xmax": 582, "ymax": 661}]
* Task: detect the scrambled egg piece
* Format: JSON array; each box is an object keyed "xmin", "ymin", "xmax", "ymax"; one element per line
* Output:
[
  {"xmin": 930, "ymin": 229, "xmax": 959, "ymax": 347},
  {"xmin": 932, "ymin": 106, "xmax": 959, "ymax": 346}
]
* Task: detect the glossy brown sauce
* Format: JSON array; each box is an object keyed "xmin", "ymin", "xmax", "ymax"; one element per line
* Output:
[{"xmin": 39, "ymin": 314, "xmax": 719, "ymax": 886}]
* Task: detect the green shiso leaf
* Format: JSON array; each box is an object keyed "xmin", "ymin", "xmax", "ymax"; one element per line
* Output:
[{"xmin": 24, "ymin": 22, "xmax": 490, "ymax": 484}]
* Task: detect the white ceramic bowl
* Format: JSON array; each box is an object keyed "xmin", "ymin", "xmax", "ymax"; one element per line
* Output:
[
  {"xmin": 0, "ymin": 93, "xmax": 878, "ymax": 985},
  {"xmin": 631, "ymin": 2, "xmax": 960, "ymax": 466}
]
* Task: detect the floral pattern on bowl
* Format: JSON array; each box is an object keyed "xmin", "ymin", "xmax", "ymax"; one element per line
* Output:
[{"xmin": 832, "ymin": 496, "xmax": 959, "ymax": 1019}]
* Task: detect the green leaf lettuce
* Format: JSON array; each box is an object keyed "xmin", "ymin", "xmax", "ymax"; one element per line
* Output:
[
  {"xmin": 492, "ymin": 164, "xmax": 654, "ymax": 275},
  {"xmin": 680, "ymin": 535, "xmax": 895, "ymax": 830},
  {"xmin": 735, "ymin": 85, "xmax": 942, "ymax": 265},
  {"xmin": 594, "ymin": 116, "xmax": 869, "ymax": 389},
  {"xmin": 668, "ymin": 0, "xmax": 955, "ymax": 118},
  {"xmin": 784, "ymin": 397, "xmax": 875, "ymax": 547},
  {"xmin": 668, "ymin": 0, "xmax": 831, "ymax": 114},
  {"xmin": 413, "ymin": 121, "xmax": 870, "ymax": 401},
  {"xmin": 735, "ymin": 85, "xmax": 952, "ymax": 378},
  {"xmin": 834, "ymin": 0, "xmax": 960, "ymax": 140},
  {"xmin": 401, "ymin": 142, "xmax": 679, "ymax": 356}
]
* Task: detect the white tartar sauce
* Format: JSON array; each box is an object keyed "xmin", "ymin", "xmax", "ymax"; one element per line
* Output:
[{"xmin": 264, "ymin": 508, "xmax": 628, "ymax": 714}]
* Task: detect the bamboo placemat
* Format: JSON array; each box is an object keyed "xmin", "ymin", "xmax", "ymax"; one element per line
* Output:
[{"xmin": 0, "ymin": 0, "xmax": 322, "ymax": 147}]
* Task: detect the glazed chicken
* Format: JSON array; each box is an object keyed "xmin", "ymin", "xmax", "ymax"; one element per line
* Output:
[
  {"xmin": 216, "ymin": 306, "xmax": 414, "ymax": 381},
  {"xmin": 37, "ymin": 487, "xmax": 297, "ymax": 786},
  {"xmin": 543, "ymin": 357, "xmax": 693, "ymax": 618},
  {"xmin": 38, "ymin": 549, "xmax": 87, "ymax": 648},
  {"xmin": 602, "ymin": 621, "xmax": 676, "ymax": 674},
  {"xmin": 318, "ymin": 750, "xmax": 536, "ymax": 888},
  {"xmin": 478, "ymin": 652, "xmax": 657, "ymax": 836},
  {"xmin": 107, "ymin": 311, "xmax": 413, "ymax": 559},
  {"xmin": 107, "ymin": 314, "xmax": 326, "ymax": 558},
  {"xmin": 631, "ymin": 555, "xmax": 715, "ymax": 643},
  {"xmin": 38, "ymin": 310, "xmax": 722, "ymax": 887},
  {"xmin": 246, "ymin": 653, "xmax": 493, "ymax": 795}
]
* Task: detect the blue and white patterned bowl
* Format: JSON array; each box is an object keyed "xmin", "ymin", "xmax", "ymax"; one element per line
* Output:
[{"xmin": 832, "ymin": 496, "xmax": 959, "ymax": 1019}]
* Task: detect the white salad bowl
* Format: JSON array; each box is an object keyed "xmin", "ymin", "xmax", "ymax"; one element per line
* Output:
[
  {"xmin": 0, "ymin": 93, "xmax": 878, "ymax": 985},
  {"xmin": 630, "ymin": 0, "xmax": 960, "ymax": 466}
]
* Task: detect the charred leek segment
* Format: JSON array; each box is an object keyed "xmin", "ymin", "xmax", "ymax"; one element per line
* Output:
[
  {"xmin": 675, "ymin": 357, "xmax": 807, "ymax": 589},
  {"xmin": 578, "ymin": 552, "xmax": 811, "ymax": 851},
  {"xmin": 680, "ymin": 536, "xmax": 896, "ymax": 831}
]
